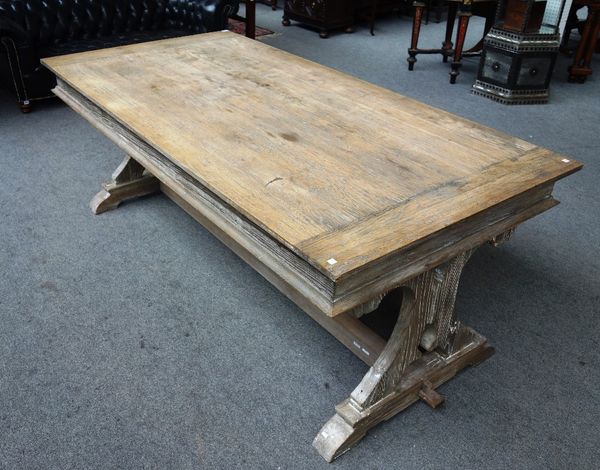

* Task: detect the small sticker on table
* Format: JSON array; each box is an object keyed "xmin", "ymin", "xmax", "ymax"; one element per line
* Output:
[{"xmin": 327, "ymin": 258, "xmax": 337, "ymax": 265}]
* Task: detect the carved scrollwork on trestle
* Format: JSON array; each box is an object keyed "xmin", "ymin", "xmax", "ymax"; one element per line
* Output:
[
  {"xmin": 350, "ymin": 249, "xmax": 474, "ymax": 409},
  {"xmin": 314, "ymin": 249, "xmax": 494, "ymax": 462},
  {"xmin": 490, "ymin": 228, "xmax": 515, "ymax": 247}
]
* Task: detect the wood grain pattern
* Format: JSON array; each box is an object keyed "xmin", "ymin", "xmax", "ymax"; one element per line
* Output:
[
  {"xmin": 41, "ymin": 32, "xmax": 582, "ymax": 283},
  {"xmin": 51, "ymin": 79, "xmax": 337, "ymax": 315}
]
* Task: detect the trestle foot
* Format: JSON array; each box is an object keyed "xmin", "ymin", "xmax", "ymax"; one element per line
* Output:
[
  {"xmin": 313, "ymin": 250, "xmax": 495, "ymax": 462},
  {"xmin": 91, "ymin": 156, "xmax": 160, "ymax": 214}
]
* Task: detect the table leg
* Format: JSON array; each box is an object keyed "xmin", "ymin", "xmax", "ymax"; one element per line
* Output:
[
  {"xmin": 245, "ymin": 0, "xmax": 256, "ymax": 40},
  {"xmin": 582, "ymin": 11, "xmax": 600, "ymax": 67},
  {"xmin": 313, "ymin": 248, "xmax": 494, "ymax": 462},
  {"xmin": 442, "ymin": 2, "xmax": 458, "ymax": 63},
  {"xmin": 407, "ymin": 2, "xmax": 426, "ymax": 71},
  {"xmin": 434, "ymin": 0, "xmax": 443, "ymax": 23},
  {"xmin": 370, "ymin": 0, "xmax": 379, "ymax": 36},
  {"xmin": 568, "ymin": 5, "xmax": 600, "ymax": 83},
  {"xmin": 90, "ymin": 156, "xmax": 160, "ymax": 214},
  {"xmin": 449, "ymin": 11, "xmax": 471, "ymax": 83},
  {"xmin": 464, "ymin": 7, "xmax": 495, "ymax": 54},
  {"xmin": 560, "ymin": 6, "xmax": 579, "ymax": 51}
]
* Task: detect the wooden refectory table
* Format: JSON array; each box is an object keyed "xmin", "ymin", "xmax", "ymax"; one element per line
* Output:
[{"xmin": 42, "ymin": 32, "xmax": 581, "ymax": 462}]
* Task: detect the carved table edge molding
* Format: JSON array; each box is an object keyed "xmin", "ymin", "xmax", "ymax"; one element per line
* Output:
[{"xmin": 54, "ymin": 80, "xmax": 562, "ymax": 323}]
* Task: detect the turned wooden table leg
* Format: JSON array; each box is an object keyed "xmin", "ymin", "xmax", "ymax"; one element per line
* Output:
[
  {"xmin": 450, "ymin": 10, "xmax": 471, "ymax": 83},
  {"xmin": 442, "ymin": 2, "xmax": 458, "ymax": 63},
  {"xmin": 408, "ymin": 2, "xmax": 426, "ymax": 70},
  {"xmin": 313, "ymin": 249, "xmax": 494, "ymax": 462},
  {"xmin": 90, "ymin": 156, "xmax": 160, "ymax": 214}
]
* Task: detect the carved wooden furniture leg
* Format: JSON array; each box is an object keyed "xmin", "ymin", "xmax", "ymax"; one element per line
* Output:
[
  {"xmin": 407, "ymin": 2, "xmax": 425, "ymax": 70},
  {"xmin": 313, "ymin": 249, "xmax": 494, "ymax": 462},
  {"xmin": 449, "ymin": 10, "xmax": 471, "ymax": 83},
  {"xmin": 464, "ymin": 8, "xmax": 495, "ymax": 54},
  {"xmin": 568, "ymin": 4, "xmax": 600, "ymax": 83},
  {"xmin": 90, "ymin": 156, "xmax": 160, "ymax": 214},
  {"xmin": 442, "ymin": 2, "xmax": 458, "ymax": 63}
]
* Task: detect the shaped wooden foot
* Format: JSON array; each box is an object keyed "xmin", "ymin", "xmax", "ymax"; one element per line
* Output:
[
  {"xmin": 313, "ymin": 250, "xmax": 494, "ymax": 462},
  {"xmin": 90, "ymin": 156, "xmax": 160, "ymax": 214},
  {"xmin": 20, "ymin": 100, "xmax": 32, "ymax": 113}
]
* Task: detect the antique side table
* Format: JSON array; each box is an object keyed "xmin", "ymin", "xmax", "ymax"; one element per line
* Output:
[{"xmin": 408, "ymin": 0, "xmax": 497, "ymax": 83}]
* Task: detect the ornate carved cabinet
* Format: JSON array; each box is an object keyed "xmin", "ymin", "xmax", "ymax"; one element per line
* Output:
[{"xmin": 282, "ymin": 0, "xmax": 355, "ymax": 37}]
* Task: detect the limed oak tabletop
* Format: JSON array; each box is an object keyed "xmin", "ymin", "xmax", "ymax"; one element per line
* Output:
[{"xmin": 42, "ymin": 32, "xmax": 581, "ymax": 283}]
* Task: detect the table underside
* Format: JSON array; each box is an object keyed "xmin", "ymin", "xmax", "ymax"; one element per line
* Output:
[{"xmin": 53, "ymin": 78, "xmax": 564, "ymax": 462}]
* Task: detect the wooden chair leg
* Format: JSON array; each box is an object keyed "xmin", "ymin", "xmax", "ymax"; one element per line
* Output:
[
  {"xmin": 450, "ymin": 11, "xmax": 470, "ymax": 83},
  {"xmin": 443, "ymin": 2, "xmax": 458, "ymax": 62},
  {"xmin": 408, "ymin": 2, "xmax": 426, "ymax": 70}
]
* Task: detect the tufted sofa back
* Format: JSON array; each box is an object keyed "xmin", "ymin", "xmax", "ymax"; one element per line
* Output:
[{"xmin": 0, "ymin": 0, "xmax": 219, "ymax": 46}]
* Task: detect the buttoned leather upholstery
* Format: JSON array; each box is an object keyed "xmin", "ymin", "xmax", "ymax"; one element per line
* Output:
[{"xmin": 0, "ymin": 0, "xmax": 240, "ymax": 109}]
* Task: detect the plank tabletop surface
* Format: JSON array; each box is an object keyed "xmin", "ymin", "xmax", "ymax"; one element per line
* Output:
[{"xmin": 43, "ymin": 32, "xmax": 582, "ymax": 281}]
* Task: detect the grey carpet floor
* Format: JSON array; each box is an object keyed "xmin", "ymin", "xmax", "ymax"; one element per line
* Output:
[{"xmin": 0, "ymin": 5, "xmax": 598, "ymax": 469}]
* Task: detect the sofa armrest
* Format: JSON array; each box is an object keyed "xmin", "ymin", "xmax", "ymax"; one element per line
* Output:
[{"xmin": 167, "ymin": 0, "xmax": 240, "ymax": 33}]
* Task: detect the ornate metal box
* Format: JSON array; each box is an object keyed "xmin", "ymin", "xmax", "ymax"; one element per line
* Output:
[{"xmin": 473, "ymin": 0, "xmax": 567, "ymax": 104}]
